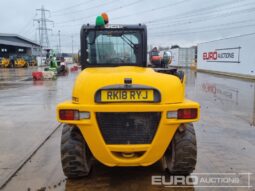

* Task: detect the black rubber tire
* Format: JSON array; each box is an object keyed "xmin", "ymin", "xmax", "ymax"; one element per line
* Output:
[
  {"xmin": 61, "ymin": 124, "xmax": 93, "ymax": 179},
  {"xmin": 163, "ymin": 123, "xmax": 197, "ymax": 175}
]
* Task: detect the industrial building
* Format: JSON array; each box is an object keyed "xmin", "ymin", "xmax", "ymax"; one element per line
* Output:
[
  {"xmin": 170, "ymin": 46, "xmax": 197, "ymax": 67},
  {"xmin": 197, "ymin": 33, "xmax": 255, "ymax": 78},
  {"xmin": 0, "ymin": 33, "xmax": 41, "ymax": 58}
]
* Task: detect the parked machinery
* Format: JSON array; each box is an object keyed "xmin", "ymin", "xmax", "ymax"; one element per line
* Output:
[
  {"xmin": 15, "ymin": 57, "xmax": 28, "ymax": 68},
  {"xmin": 162, "ymin": 51, "xmax": 172, "ymax": 66},
  {"xmin": 1, "ymin": 58, "xmax": 12, "ymax": 68},
  {"xmin": 23, "ymin": 55, "xmax": 38, "ymax": 66},
  {"xmin": 149, "ymin": 47, "xmax": 162, "ymax": 67},
  {"xmin": 0, "ymin": 55, "xmax": 38, "ymax": 68}
]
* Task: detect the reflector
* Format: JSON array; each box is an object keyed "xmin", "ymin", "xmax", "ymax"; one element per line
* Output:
[
  {"xmin": 166, "ymin": 111, "xmax": 177, "ymax": 119},
  {"xmin": 80, "ymin": 112, "xmax": 90, "ymax": 119}
]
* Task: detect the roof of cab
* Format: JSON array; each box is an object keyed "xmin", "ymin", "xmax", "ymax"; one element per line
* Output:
[{"xmin": 81, "ymin": 24, "xmax": 147, "ymax": 30}]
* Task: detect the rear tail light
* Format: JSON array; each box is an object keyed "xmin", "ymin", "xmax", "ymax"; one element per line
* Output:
[
  {"xmin": 177, "ymin": 109, "xmax": 197, "ymax": 119},
  {"xmin": 59, "ymin": 110, "xmax": 79, "ymax": 120},
  {"xmin": 59, "ymin": 110, "xmax": 90, "ymax": 120}
]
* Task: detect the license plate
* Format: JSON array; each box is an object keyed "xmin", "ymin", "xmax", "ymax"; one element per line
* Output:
[{"xmin": 101, "ymin": 90, "xmax": 154, "ymax": 102}]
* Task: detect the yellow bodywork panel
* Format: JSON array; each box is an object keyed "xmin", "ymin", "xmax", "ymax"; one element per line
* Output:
[
  {"xmin": 56, "ymin": 66, "xmax": 200, "ymax": 167},
  {"xmin": 72, "ymin": 66, "xmax": 185, "ymax": 104}
]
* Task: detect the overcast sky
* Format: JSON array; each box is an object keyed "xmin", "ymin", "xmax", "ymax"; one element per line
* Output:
[{"xmin": 1, "ymin": 0, "xmax": 255, "ymax": 53}]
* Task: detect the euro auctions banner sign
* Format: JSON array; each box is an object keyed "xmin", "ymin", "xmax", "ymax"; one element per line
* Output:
[
  {"xmin": 151, "ymin": 173, "xmax": 252, "ymax": 188},
  {"xmin": 203, "ymin": 47, "xmax": 241, "ymax": 63}
]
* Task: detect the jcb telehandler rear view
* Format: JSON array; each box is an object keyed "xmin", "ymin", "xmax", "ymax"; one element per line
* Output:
[{"xmin": 57, "ymin": 15, "xmax": 200, "ymax": 178}]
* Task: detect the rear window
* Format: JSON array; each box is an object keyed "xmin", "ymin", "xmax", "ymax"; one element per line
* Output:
[{"xmin": 86, "ymin": 30, "xmax": 142, "ymax": 66}]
